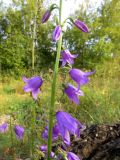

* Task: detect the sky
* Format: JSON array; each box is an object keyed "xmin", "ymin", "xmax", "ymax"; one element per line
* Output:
[{"xmin": 3, "ymin": 0, "xmax": 103, "ymax": 21}]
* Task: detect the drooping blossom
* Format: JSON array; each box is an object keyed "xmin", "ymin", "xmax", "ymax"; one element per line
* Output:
[
  {"xmin": 22, "ymin": 76, "xmax": 43, "ymax": 100},
  {"xmin": 60, "ymin": 50, "xmax": 78, "ymax": 67},
  {"xmin": 0, "ymin": 123, "xmax": 8, "ymax": 133},
  {"xmin": 56, "ymin": 111, "xmax": 85, "ymax": 145},
  {"xmin": 64, "ymin": 84, "xmax": 84, "ymax": 105},
  {"xmin": 42, "ymin": 10, "xmax": 51, "ymax": 23},
  {"xmin": 42, "ymin": 123, "xmax": 59, "ymax": 141},
  {"xmin": 69, "ymin": 69, "xmax": 96, "ymax": 89},
  {"xmin": 52, "ymin": 25, "xmax": 62, "ymax": 42},
  {"xmin": 74, "ymin": 19, "xmax": 89, "ymax": 33},
  {"xmin": 67, "ymin": 152, "xmax": 80, "ymax": 160},
  {"xmin": 14, "ymin": 125, "xmax": 24, "ymax": 140}
]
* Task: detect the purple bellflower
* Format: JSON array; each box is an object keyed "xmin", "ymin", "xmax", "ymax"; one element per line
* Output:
[
  {"xmin": 42, "ymin": 123, "xmax": 59, "ymax": 141},
  {"xmin": 56, "ymin": 111, "xmax": 84, "ymax": 145},
  {"xmin": 69, "ymin": 69, "xmax": 96, "ymax": 89},
  {"xmin": 14, "ymin": 125, "xmax": 24, "ymax": 140},
  {"xmin": 74, "ymin": 19, "xmax": 89, "ymax": 33},
  {"xmin": 60, "ymin": 50, "xmax": 78, "ymax": 67},
  {"xmin": 67, "ymin": 152, "xmax": 80, "ymax": 160},
  {"xmin": 52, "ymin": 25, "xmax": 62, "ymax": 42},
  {"xmin": 0, "ymin": 123, "xmax": 8, "ymax": 133},
  {"xmin": 64, "ymin": 84, "xmax": 84, "ymax": 105},
  {"xmin": 42, "ymin": 10, "xmax": 51, "ymax": 23},
  {"xmin": 22, "ymin": 76, "xmax": 43, "ymax": 100}
]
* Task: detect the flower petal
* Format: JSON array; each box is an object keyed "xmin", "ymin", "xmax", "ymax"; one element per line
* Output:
[
  {"xmin": 42, "ymin": 10, "xmax": 51, "ymax": 23},
  {"xmin": 52, "ymin": 25, "xmax": 62, "ymax": 42},
  {"xmin": 32, "ymin": 88, "xmax": 40, "ymax": 100},
  {"xmin": 67, "ymin": 152, "xmax": 80, "ymax": 160},
  {"xmin": 62, "ymin": 60, "xmax": 67, "ymax": 67},
  {"xmin": 70, "ymin": 54, "xmax": 78, "ymax": 58},
  {"xmin": 22, "ymin": 76, "xmax": 29, "ymax": 83},
  {"xmin": 74, "ymin": 19, "xmax": 89, "ymax": 33},
  {"xmin": 23, "ymin": 84, "xmax": 32, "ymax": 92}
]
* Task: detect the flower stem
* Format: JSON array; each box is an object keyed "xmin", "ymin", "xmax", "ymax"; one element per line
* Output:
[
  {"xmin": 32, "ymin": 1, "xmax": 37, "ymax": 72},
  {"xmin": 47, "ymin": 0, "xmax": 62, "ymax": 159}
]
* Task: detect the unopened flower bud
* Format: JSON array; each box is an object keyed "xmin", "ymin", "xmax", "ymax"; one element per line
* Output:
[
  {"xmin": 74, "ymin": 19, "xmax": 89, "ymax": 33},
  {"xmin": 52, "ymin": 25, "xmax": 62, "ymax": 42},
  {"xmin": 42, "ymin": 10, "xmax": 51, "ymax": 23}
]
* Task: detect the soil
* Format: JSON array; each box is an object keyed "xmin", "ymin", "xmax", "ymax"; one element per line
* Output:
[
  {"xmin": 70, "ymin": 123, "xmax": 120, "ymax": 160},
  {"xmin": 1, "ymin": 123, "xmax": 120, "ymax": 160}
]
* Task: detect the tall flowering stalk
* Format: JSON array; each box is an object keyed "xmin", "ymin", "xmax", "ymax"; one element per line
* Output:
[
  {"xmin": 21, "ymin": 0, "xmax": 95, "ymax": 159},
  {"xmin": 47, "ymin": 0, "xmax": 63, "ymax": 159}
]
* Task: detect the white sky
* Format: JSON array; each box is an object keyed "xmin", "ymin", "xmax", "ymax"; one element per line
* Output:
[{"xmin": 3, "ymin": 0, "xmax": 103, "ymax": 21}]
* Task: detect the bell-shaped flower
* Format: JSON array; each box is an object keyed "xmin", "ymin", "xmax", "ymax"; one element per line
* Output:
[
  {"xmin": 60, "ymin": 50, "xmax": 78, "ymax": 67},
  {"xmin": 56, "ymin": 111, "xmax": 85, "ymax": 145},
  {"xmin": 74, "ymin": 19, "xmax": 89, "ymax": 33},
  {"xmin": 14, "ymin": 125, "xmax": 24, "ymax": 140},
  {"xmin": 42, "ymin": 123, "xmax": 59, "ymax": 141},
  {"xmin": 42, "ymin": 10, "xmax": 51, "ymax": 23},
  {"xmin": 52, "ymin": 25, "xmax": 62, "ymax": 42},
  {"xmin": 64, "ymin": 84, "xmax": 84, "ymax": 105},
  {"xmin": 22, "ymin": 76, "xmax": 43, "ymax": 100},
  {"xmin": 67, "ymin": 152, "xmax": 80, "ymax": 160},
  {"xmin": 69, "ymin": 69, "xmax": 95, "ymax": 89},
  {"xmin": 0, "ymin": 123, "xmax": 8, "ymax": 133}
]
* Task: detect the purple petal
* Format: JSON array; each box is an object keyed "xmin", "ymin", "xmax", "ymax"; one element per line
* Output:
[
  {"xmin": 60, "ymin": 50, "xmax": 78, "ymax": 67},
  {"xmin": 70, "ymin": 54, "xmax": 78, "ymax": 58},
  {"xmin": 64, "ymin": 84, "xmax": 83, "ymax": 105},
  {"xmin": 28, "ymin": 76, "xmax": 43, "ymax": 90},
  {"xmin": 42, "ymin": 10, "xmax": 51, "ymax": 23},
  {"xmin": 67, "ymin": 152, "xmax": 80, "ymax": 160},
  {"xmin": 52, "ymin": 123, "xmax": 59, "ymax": 140},
  {"xmin": 69, "ymin": 69, "xmax": 95, "ymax": 88},
  {"xmin": 39, "ymin": 145, "xmax": 55, "ymax": 158},
  {"xmin": 62, "ymin": 60, "xmax": 67, "ymax": 67},
  {"xmin": 22, "ymin": 76, "xmax": 29, "ymax": 83},
  {"xmin": 63, "ymin": 129, "xmax": 70, "ymax": 145},
  {"xmin": 40, "ymin": 145, "xmax": 47, "ymax": 151},
  {"xmin": 56, "ymin": 111, "xmax": 85, "ymax": 146},
  {"xmin": 23, "ymin": 84, "xmax": 32, "ymax": 92},
  {"xmin": 74, "ymin": 19, "xmax": 89, "ymax": 33},
  {"xmin": 76, "ymin": 89, "xmax": 84, "ymax": 96},
  {"xmin": 42, "ymin": 124, "xmax": 59, "ymax": 141},
  {"xmin": 52, "ymin": 25, "xmax": 62, "ymax": 42},
  {"xmin": 67, "ymin": 58, "xmax": 74, "ymax": 65},
  {"xmin": 84, "ymin": 70, "xmax": 96, "ymax": 76},
  {"xmin": 50, "ymin": 151, "xmax": 55, "ymax": 158},
  {"xmin": 0, "ymin": 123, "xmax": 8, "ymax": 133},
  {"xmin": 32, "ymin": 88, "xmax": 40, "ymax": 100},
  {"xmin": 14, "ymin": 125, "xmax": 24, "ymax": 140},
  {"xmin": 56, "ymin": 111, "xmax": 81, "ymax": 136},
  {"xmin": 22, "ymin": 76, "xmax": 43, "ymax": 99}
]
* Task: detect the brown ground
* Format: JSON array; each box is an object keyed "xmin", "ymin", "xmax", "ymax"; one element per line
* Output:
[{"xmin": 70, "ymin": 123, "xmax": 120, "ymax": 160}]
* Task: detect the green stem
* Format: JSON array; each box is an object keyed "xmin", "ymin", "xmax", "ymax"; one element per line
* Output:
[
  {"xmin": 47, "ymin": 0, "xmax": 62, "ymax": 159},
  {"xmin": 31, "ymin": 107, "xmax": 36, "ymax": 158},
  {"xmin": 10, "ymin": 115, "xmax": 13, "ymax": 147},
  {"xmin": 32, "ymin": 2, "xmax": 37, "ymax": 72}
]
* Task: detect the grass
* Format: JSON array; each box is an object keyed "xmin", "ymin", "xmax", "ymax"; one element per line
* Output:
[
  {"xmin": 0, "ymin": 57, "xmax": 120, "ymax": 124},
  {"xmin": 0, "ymin": 56, "xmax": 120, "ymax": 158}
]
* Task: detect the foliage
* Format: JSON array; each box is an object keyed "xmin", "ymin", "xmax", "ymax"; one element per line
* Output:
[
  {"xmin": 0, "ymin": 0, "xmax": 55, "ymax": 76},
  {"xmin": 64, "ymin": 0, "xmax": 120, "ymax": 69},
  {"xmin": 0, "ymin": 0, "xmax": 120, "ymax": 75}
]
